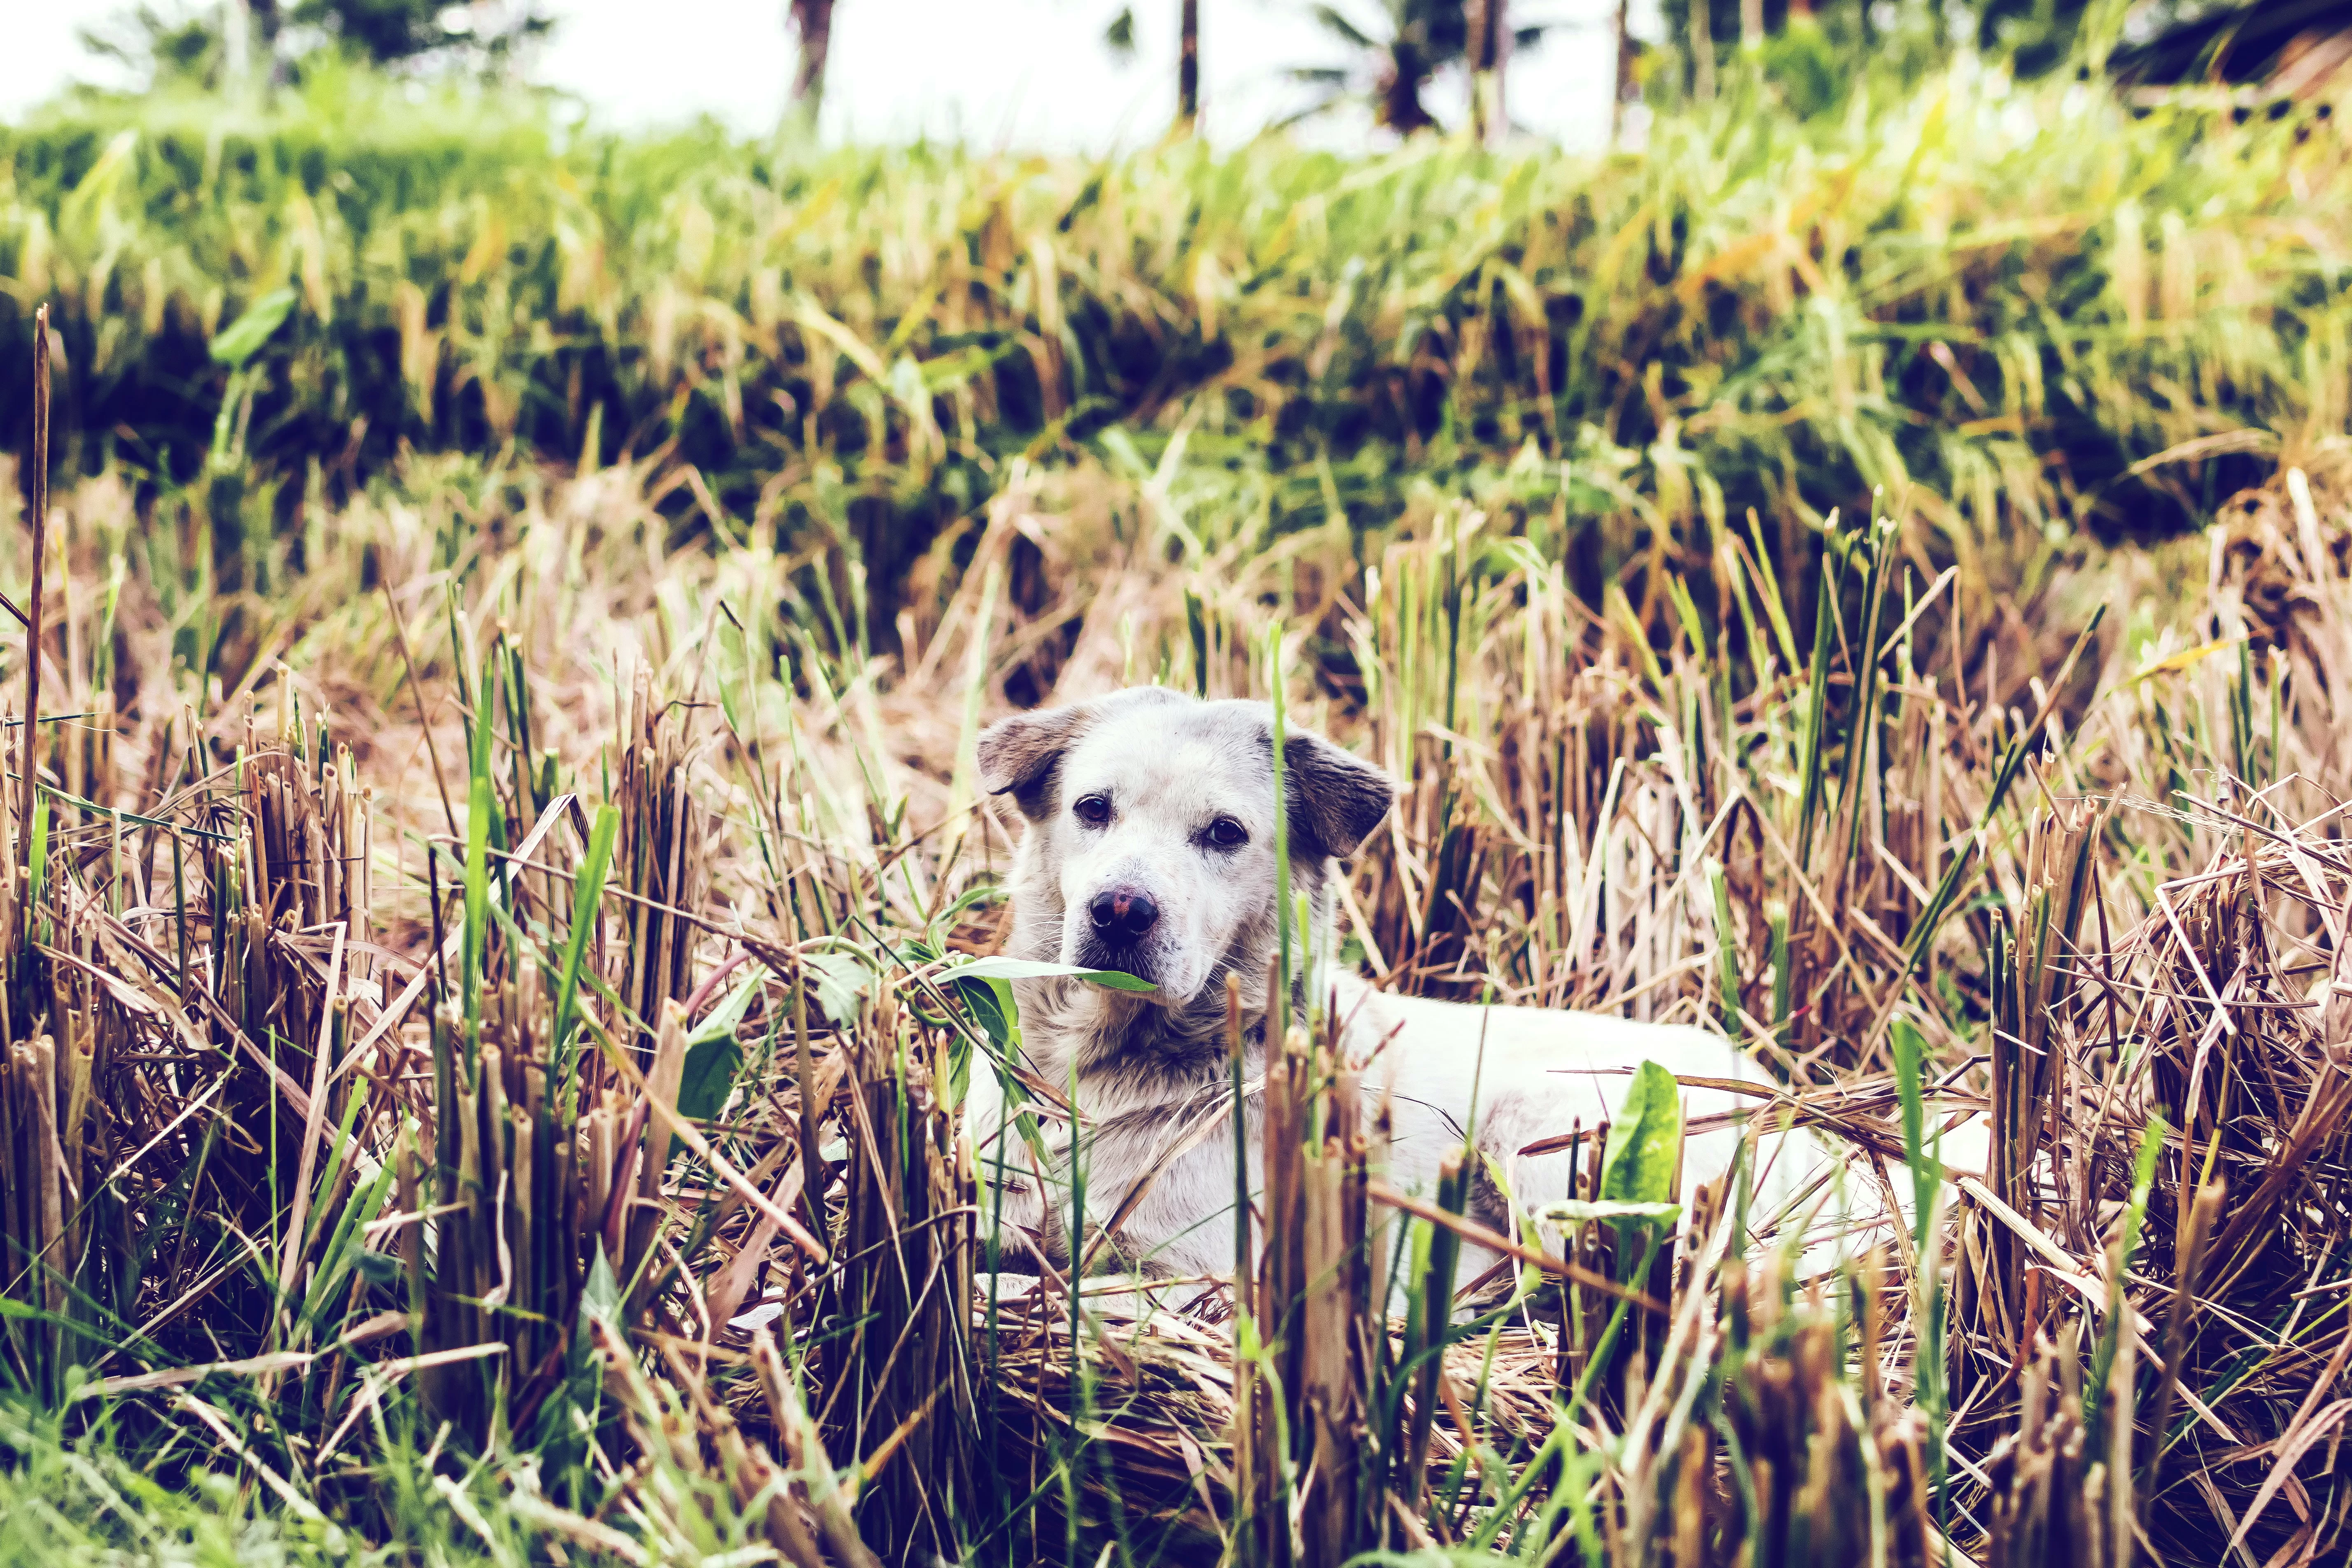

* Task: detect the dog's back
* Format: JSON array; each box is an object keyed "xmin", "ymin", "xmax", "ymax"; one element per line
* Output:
[
  {"xmin": 1345, "ymin": 978, "xmax": 1986, "ymax": 1270},
  {"xmin": 1343, "ymin": 977, "xmax": 1769, "ymax": 1203}
]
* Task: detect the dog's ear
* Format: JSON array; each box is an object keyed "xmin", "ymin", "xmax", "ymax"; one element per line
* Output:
[
  {"xmin": 1282, "ymin": 732, "xmax": 1395, "ymax": 859},
  {"xmin": 978, "ymin": 705, "xmax": 1089, "ymax": 821}
]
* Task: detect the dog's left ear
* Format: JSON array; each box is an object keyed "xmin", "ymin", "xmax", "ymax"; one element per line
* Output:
[{"xmin": 1283, "ymin": 733, "xmax": 1395, "ymax": 859}]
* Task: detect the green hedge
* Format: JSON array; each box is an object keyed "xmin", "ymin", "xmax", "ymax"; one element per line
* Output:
[{"xmin": 1, "ymin": 67, "xmax": 2341, "ymax": 581}]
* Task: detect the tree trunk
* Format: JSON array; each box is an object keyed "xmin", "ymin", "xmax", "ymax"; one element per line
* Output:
[
  {"xmin": 249, "ymin": 0, "xmax": 287, "ymax": 85},
  {"xmin": 222, "ymin": 0, "xmax": 252, "ymax": 87},
  {"xmin": 1470, "ymin": 0, "xmax": 1507, "ymax": 144},
  {"xmin": 1178, "ymin": 0, "xmax": 1200, "ymax": 131},
  {"xmin": 1377, "ymin": 43, "xmax": 1437, "ymax": 133},
  {"xmin": 1742, "ymin": 0, "xmax": 1764, "ymax": 47},
  {"xmin": 788, "ymin": 0, "xmax": 835, "ymax": 121},
  {"xmin": 1691, "ymin": 0, "xmax": 1717, "ymax": 100},
  {"xmin": 1611, "ymin": 0, "xmax": 1633, "ymax": 146}
]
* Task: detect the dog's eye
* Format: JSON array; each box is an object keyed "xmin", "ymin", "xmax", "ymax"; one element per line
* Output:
[
  {"xmin": 1073, "ymin": 794, "xmax": 1112, "ymax": 826},
  {"xmin": 1205, "ymin": 817, "xmax": 1248, "ymax": 850}
]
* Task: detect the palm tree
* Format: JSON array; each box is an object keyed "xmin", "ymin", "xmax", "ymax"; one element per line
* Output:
[
  {"xmin": 787, "ymin": 0, "xmax": 835, "ymax": 121},
  {"xmin": 1104, "ymin": 4, "xmax": 1198, "ymax": 133},
  {"xmin": 1290, "ymin": 1, "xmax": 1547, "ymax": 135},
  {"xmin": 1180, "ymin": 0, "xmax": 1200, "ymax": 129},
  {"xmin": 1291, "ymin": 1, "xmax": 1464, "ymax": 132},
  {"xmin": 1467, "ymin": 0, "xmax": 1504, "ymax": 141},
  {"xmin": 79, "ymin": 0, "xmax": 548, "ymax": 89},
  {"xmin": 1611, "ymin": 0, "xmax": 1635, "ymax": 144}
]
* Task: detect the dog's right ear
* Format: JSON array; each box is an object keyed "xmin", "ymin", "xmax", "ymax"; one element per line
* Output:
[
  {"xmin": 978, "ymin": 705, "xmax": 1089, "ymax": 821},
  {"xmin": 981, "ymin": 688, "xmax": 1188, "ymax": 821}
]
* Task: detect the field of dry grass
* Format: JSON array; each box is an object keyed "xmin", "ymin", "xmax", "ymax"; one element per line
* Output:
[
  {"xmin": 2, "ymin": 369, "xmax": 2350, "ymax": 1562},
  {"xmin": 6, "ymin": 44, "xmax": 2352, "ymax": 1568}
]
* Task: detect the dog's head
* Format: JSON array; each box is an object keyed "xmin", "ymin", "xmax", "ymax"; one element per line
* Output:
[{"xmin": 979, "ymin": 689, "xmax": 1394, "ymax": 1009}]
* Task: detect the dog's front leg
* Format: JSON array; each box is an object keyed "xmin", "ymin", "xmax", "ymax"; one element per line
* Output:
[
  {"xmin": 1070, "ymin": 1108, "xmax": 1252, "ymax": 1289},
  {"xmin": 963, "ymin": 1063, "xmax": 1071, "ymax": 1274}
]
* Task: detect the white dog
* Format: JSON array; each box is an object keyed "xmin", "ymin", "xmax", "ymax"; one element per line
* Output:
[{"xmin": 963, "ymin": 688, "xmax": 1960, "ymax": 1297}]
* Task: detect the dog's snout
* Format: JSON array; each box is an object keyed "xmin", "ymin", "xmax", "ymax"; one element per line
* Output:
[{"xmin": 1087, "ymin": 887, "xmax": 1160, "ymax": 941}]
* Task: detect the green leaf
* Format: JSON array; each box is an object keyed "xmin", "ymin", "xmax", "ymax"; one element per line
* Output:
[
  {"xmin": 553, "ymin": 802, "xmax": 618, "ymax": 1082},
  {"xmin": 352, "ymin": 1248, "xmax": 403, "ymax": 1286},
  {"xmin": 676, "ymin": 974, "xmax": 763, "ymax": 1122},
  {"xmin": 688, "ymin": 973, "xmax": 763, "ymax": 1048},
  {"xmin": 805, "ymin": 950, "xmax": 877, "ymax": 1026},
  {"xmin": 581, "ymin": 1243, "xmax": 620, "ymax": 1325},
  {"xmin": 461, "ymin": 775, "xmax": 491, "ymax": 1052},
  {"xmin": 675, "ymin": 1036, "xmax": 741, "ymax": 1138},
  {"xmin": 947, "ymin": 974, "xmax": 1024, "ymax": 1116},
  {"xmin": 941, "ymin": 954, "xmax": 1156, "ymax": 992},
  {"xmin": 2084, "ymin": 1117, "xmax": 2166, "ymax": 1437},
  {"xmin": 954, "ymin": 975, "xmax": 1018, "ymax": 1049},
  {"xmin": 1599, "ymin": 1059, "xmax": 1685, "ymax": 1206},
  {"xmin": 1597, "ymin": 1059, "xmax": 1685, "ymax": 1280},
  {"xmin": 1891, "ymin": 1015, "xmax": 1939, "ymax": 1252},
  {"xmin": 207, "ymin": 287, "xmax": 297, "ymax": 369},
  {"xmin": 24, "ymin": 800, "xmax": 47, "ymax": 939},
  {"xmin": 302, "ymin": 1156, "xmax": 391, "ymax": 1327}
]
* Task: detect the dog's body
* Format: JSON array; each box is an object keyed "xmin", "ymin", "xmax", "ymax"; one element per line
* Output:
[
  {"xmin": 965, "ymin": 968, "xmax": 1787, "ymax": 1288},
  {"xmin": 964, "ymin": 688, "xmax": 1954, "ymax": 1294}
]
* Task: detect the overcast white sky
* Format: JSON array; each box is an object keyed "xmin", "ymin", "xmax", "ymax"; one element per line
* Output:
[{"xmin": 3, "ymin": 1, "xmax": 1650, "ymax": 152}]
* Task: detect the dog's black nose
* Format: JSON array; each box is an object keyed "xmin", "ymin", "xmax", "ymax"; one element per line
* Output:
[{"xmin": 1087, "ymin": 888, "xmax": 1160, "ymax": 941}]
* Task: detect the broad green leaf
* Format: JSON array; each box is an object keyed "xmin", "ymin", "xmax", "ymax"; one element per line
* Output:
[
  {"xmin": 677, "ymin": 974, "xmax": 763, "ymax": 1122},
  {"xmin": 688, "ymin": 973, "xmax": 763, "ymax": 1048},
  {"xmin": 945, "ymin": 974, "xmax": 1023, "ymax": 1115},
  {"xmin": 1599, "ymin": 1059, "xmax": 1685, "ymax": 1206},
  {"xmin": 674, "ymin": 1036, "xmax": 740, "ymax": 1137},
  {"xmin": 352, "ymin": 1248, "xmax": 403, "ymax": 1286},
  {"xmin": 805, "ymin": 950, "xmax": 877, "ymax": 1025},
  {"xmin": 581, "ymin": 1243, "xmax": 620, "ymax": 1324},
  {"xmin": 1598, "ymin": 1058, "xmax": 1685, "ymax": 1280},
  {"xmin": 954, "ymin": 975, "xmax": 1018, "ymax": 1049},
  {"xmin": 208, "ymin": 287, "xmax": 297, "ymax": 368}
]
